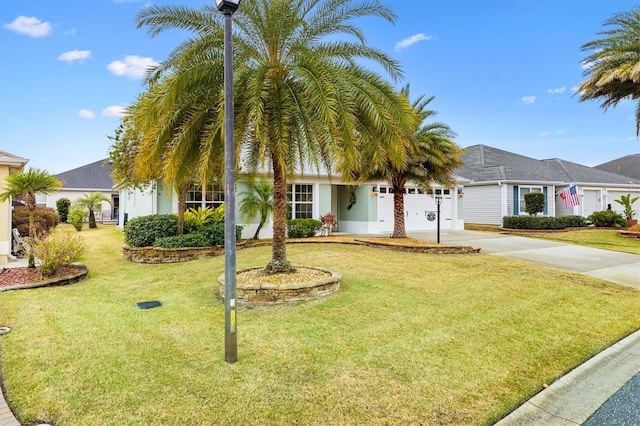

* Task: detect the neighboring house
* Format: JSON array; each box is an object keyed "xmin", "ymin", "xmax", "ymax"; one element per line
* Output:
[
  {"xmin": 594, "ymin": 154, "xmax": 640, "ymax": 181},
  {"xmin": 0, "ymin": 150, "xmax": 29, "ymax": 264},
  {"xmin": 45, "ymin": 159, "xmax": 119, "ymax": 221},
  {"xmin": 456, "ymin": 145, "xmax": 640, "ymax": 226},
  {"xmin": 118, "ymin": 171, "xmax": 468, "ymax": 239}
]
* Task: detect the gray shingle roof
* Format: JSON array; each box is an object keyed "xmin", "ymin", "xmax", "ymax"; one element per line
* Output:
[
  {"xmin": 594, "ymin": 154, "xmax": 640, "ymax": 181},
  {"xmin": 55, "ymin": 159, "xmax": 114, "ymax": 189},
  {"xmin": 457, "ymin": 145, "xmax": 640, "ymax": 185}
]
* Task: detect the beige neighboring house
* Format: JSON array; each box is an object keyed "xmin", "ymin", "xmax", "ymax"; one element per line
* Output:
[{"xmin": 0, "ymin": 150, "xmax": 29, "ymax": 264}]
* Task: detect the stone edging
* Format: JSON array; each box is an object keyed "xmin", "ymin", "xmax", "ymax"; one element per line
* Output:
[
  {"xmin": 618, "ymin": 231, "xmax": 640, "ymax": 239},
  {"xmin": 353, "ymin": 239, "xmax": 480, "ymax": 254},
  {"xmin": 0, "ymin": 264, "xmax": 88, "ymax": 292}
]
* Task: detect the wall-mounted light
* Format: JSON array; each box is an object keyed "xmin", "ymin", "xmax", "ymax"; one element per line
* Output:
[
  {"xmin": 371, "ymin": 185, "xmax": 378, "ymax": 195},
  {"xmin": 457, "ymin": 188, "xmax": 464, "ymax": 197}
]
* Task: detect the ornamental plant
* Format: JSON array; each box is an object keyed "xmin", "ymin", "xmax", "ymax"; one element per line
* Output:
[{"xmin": 32, "ymin": 229, "xmax": 86, "ymax": 277}]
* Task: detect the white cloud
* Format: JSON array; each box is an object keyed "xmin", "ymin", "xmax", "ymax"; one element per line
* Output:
[
  {"xmin": 107, "ymin": 55, "xmax": 159, "ymax": 78},
  {"xmin": 102, "ymin": 106, "xmax": 126, "ymax": 117},
  {"xmin": 539, "ymin": 131, "xmax": 550, "ymax": 137},
  {"xmin": 521, "ymin": 96, "xmax": 536, "ymax": 104},
  {"xmin": 580, "ymin": 61, "xmax": 595, "ymax": 70},
  {"xmin": 539, "ymin": 129, "xmax": 564, "ymax": 138},
  {"xmin": 78, "ymin": 109, "xmax": 96, "ymax": 119},
  {"xmin": 547, "ymin": 86, "xmax": 565, "ymax": 94},
  {"xmin": 395, "ymin": 33, "xmax": 434, "ymax": 51},
  {"xmin": 4, "ymin": 16, "xmax": 52, "ymax": 37},
  {"xmin": 571, "ymin": 86, "xmax": 579, "ymax": 93},
  {"xmin": 58, "ymin": 50, "xmax": 91, "ymax": 63}
]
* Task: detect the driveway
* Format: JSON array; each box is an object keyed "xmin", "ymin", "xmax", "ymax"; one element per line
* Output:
[{"xmin": 408, "ymin": 230, "xmax": 640, "ymax": 289}]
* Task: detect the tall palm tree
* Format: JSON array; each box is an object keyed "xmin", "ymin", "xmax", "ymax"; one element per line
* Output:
[
  {"xmin": 239, "ymin": 180, "xmax": 274, "ymax": 239},
  {"xmin": 355, "ymin": 87, "xmax": 462, "ymax": 238},
  {"xmin": 0, "ymin": 168, "xmax": 62, "ymax": 268},
  {"xmin": 136, "ymin": 0, "xmax": 416, "ymax": 273},
  {"xmin": 578, "ymin": 6, "xmax": 640, "ymax": 134},
  {"xmin": 73, "ymin": 193, "xmax": 111, "ymax": 229}
]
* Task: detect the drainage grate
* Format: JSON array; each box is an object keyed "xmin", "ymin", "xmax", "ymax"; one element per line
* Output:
[{"xmin": 136, "ymin": 300, "xmax": 162, "ymax": 310}]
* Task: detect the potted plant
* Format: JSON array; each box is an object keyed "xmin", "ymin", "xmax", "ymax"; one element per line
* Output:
[{"xmin": 614, "ymin": 193, "xmax": 639, "ymax": 227}]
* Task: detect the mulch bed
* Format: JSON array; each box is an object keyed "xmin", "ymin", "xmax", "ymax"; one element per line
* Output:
[{"xmin": 0, "ymin": 264, "xmax": 87, "ymax": 290}]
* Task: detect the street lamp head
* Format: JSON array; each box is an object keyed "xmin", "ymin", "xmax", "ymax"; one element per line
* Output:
[
  {"xmin": 216, "ymin": 0, "xmax": 241, "ymax": 13},
  {"xmin": 435, "ymin": 195, "xmax": 443, "ymax": 205}
]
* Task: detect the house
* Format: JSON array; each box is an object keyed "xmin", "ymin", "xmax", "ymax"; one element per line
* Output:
[
  {"xmin": 118, "ymin": 171, "xmax": 468, "ymax": 239},
  {"xmin": 45, "ymin": 159, "xmax": 119, "ymax": 222},
  {"xmin": 456, "ymin": 145, "xmax": 640, "ymax": 225},
  {"xmin": 594, "ymin": 154, "xmax": 640, "ymax": 181},
  {"xmin": 0, "ymin": 150, "xmax": 29, "ymax": 264}
]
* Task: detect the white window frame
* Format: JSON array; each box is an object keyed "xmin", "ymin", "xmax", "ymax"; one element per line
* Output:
[
  {"xmin": 185, "ymin": 182, "xmax": 224, "ymax": 210},
  {"xmin": 518, "ymin": 186, "xmax": 543, "ymax": 215},
  {"xmin": 287, "ymin": 184, "xmax": 313, "ymax": 219}
]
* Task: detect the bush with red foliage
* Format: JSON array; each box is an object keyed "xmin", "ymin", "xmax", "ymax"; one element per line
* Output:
[{"xmin": 12, "ymin": 206, "xmax": 60, "ymax": 237}]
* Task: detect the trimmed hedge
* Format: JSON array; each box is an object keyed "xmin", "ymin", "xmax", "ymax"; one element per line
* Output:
[
  {"xmin": 153, "ymin": 233, "xmax": 211, "ymax": 248},
  {"xmin": 587, "ymin": 210, "xmax": 627, "ymax": 228},
  {"xmin": 287, "ymin": 218, "xmax": 322, "ymax": 238},
  {"xmin": 12, "ymin": 206, "xmax": 60, "ymax": 237},
  {"xmin": 194, "ymin": 222, "xmax": 243, "ymax": 246},
  {"xmin": 124, "ymin": 214, "xmax": 178, "ymax": 247},
  {"xmin": 502, "ymin": 215, "xmax": 588, "ymax": 230}
]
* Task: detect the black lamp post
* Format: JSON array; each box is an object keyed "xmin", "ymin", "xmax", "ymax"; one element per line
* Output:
[
  {"xmin": 435, "ymin": 194, "xmax": 442, "ymax": 244},
  {"xmin": 215, "ymin": 0, "xmax": 241, "ymax": 364}
]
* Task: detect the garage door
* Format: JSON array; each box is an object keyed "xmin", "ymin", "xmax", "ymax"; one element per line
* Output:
[{"xmin": 377, "ymin": 186, "xmax": 453, "ymax": 232}]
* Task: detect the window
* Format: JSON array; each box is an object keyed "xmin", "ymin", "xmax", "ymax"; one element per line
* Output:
[
  {"xmin": 287, "ymin": 184, "xmax": 313, "ymax": 219},
  {"xmin": 379, "ymin": 187, "xmax": 387, "ymax": 194},
  {"xmin": 186, "ymin": 183, "xmax": 224, "ymax": 210},
  {"xmin": 518, "ymin": 186, "xmax": 542, "ymax": 214},
  {"xmin": 408, "ymin": 188, "xmax": 416, "ymax": 194}
]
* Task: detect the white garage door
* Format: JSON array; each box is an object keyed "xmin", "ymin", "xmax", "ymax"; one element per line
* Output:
[{"xmin": 377, "ymin": 186, "xmax": 453, "ymax": 232}]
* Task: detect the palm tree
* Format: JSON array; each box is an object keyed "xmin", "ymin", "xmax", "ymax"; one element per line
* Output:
[
  {"xmin": 73, "ymin": 193, "xmax": 111, "ymax": 229},
  {"xmin": 239, "ymin": 180, "xmax": 274, "ymax": 239},
  {"xmin": 578, "ymin": 6, "xmax": 640, "ymax": 134},
  {"xmin": 0, "ymin": 168, "xmax": 62, "ymax": 268},
  {"xmin": 136, "ymin": 0, "xmax": 416, "ymax": 273},
  {"xmin": 355, "ymin": 87, "xmax": 462, "ymax": 238}
]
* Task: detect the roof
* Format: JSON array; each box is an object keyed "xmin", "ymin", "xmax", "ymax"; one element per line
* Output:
[
  {"xmin": 0, "ymin": 150, "xmax": 28, "ymax": 168},
  {"xmin": 594, "ymin": 154, "xmax": 640, "ymax": 181},
  {"xmin": 457, "ymin": 145, "xmax": 640, "ymax": 185},
  {"xmin": 55, "ymin": 159, "xmax": 115, "ymax": 190}
]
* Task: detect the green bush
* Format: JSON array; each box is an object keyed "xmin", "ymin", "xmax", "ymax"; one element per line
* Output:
[
  {"xmin": 587, "ymin": 210, "xmax": 627, "ymax": 228},
  {"xmin": 124, "ymin": 214, "xmax": 178, "ymax": 247},
  {"xmin": 32, "ymin": 230, "xmax": 86, "ymax": 277},
  {"xmin": 195, "ymin": 222, "xmax": 243, "ymax": 246},
  {"xmin": 502, "ymin": 215, "xmax": 588, "ymax": 230},
  {"xmin": 12, "ymin": 206, "xmax": 59, "ymax": 237},
  {"xmin": 523, "ymin": 192, "xmax": 545, "ymax": 216},
  {"xmin": 287, "ymin": 218, "xmax": 322, "ymax": 238},
  {"xmin": 56, "ymin": 198, "xmax": 71, "ymax": 223},
  {"xmin": 153, "ymin": 233, "xmax": 211, "ymax": 248},
  {"xmin": 68, "ymin": 208, "xmax": 88, "ymax": 231},
  {"xmin": 182, "ymin": 205, "xmax": 225, "ymax": 233}
]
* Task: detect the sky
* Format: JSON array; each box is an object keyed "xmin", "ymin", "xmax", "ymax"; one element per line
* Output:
[{"xmin": 0, "ymin": 0, "xmax": 638, "ymax": 175}]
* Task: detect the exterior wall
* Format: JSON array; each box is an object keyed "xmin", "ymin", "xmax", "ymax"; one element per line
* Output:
[
  {"xmin": 119, "ymin": 185, "xmax": 158, "ymax": 226},
  {"xmin": 46, "ymin": 189, "xmax": 118, "ymax": 220},
  {"xmin": 606, "ymin": 189, "xmax": 640, "ymax": 218},
  {"xmin": 336, "ymin": 185, "xmax": 375, "ymax": 234},
  {"xmin": 462, "ymin": 184, "xmax": 503, "ymax": 225},
  {"xmin": 0, "ymin": 165, "xmax": 11, "ymax": 263}
]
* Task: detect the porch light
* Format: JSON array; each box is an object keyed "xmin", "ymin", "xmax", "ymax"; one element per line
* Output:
[{"xmin": 215, "ymin": 0, "xmax": 241, "ymax": 13}]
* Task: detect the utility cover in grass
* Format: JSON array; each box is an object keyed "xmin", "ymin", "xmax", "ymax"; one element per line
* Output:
[{"xmin": 136, "ymin": 300, "xmax": 162, "ymax": 310}]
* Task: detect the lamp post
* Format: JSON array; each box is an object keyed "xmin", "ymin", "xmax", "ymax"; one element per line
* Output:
[
  {"xmin": 435, "ymin": 194, "xmax": 442, "ymax": 244},
  {"xmin": 215, "ymin": 0, "xmax": 241, "ymax": 364}
]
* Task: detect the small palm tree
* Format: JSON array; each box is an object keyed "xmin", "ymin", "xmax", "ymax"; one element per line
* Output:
[
  {"xmin": 239, "ymin": 180, "xmax": 274, "ymax": 240},
  {"xmin": 0, "ymin": 167, "xmax": 62, "ymax": 268},
  {"xmin": 73, "ymin": 193, "xmax": 111, "ymax": 229}
]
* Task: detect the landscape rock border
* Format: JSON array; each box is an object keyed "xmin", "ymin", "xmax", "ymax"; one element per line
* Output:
[{"xmin": 0, "ymin": 264, "xmax": 88, "ymax": 292}]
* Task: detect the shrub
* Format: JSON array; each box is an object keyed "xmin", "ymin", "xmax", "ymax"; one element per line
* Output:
[
  {"xmin": 523, "ymin": 192, "xmax": 545, "ymax": 216},
  {"xmin": 56, "ymin": 198, "xmax": 71, "ymax": 222},
  {"xmin": 287, "ymin": 218, "xmax": 322, "ymax": 238},
  {"xmin": 628, "ymin": 224, "xmax": 640, "ymax": 232},
  {"xmin": 182, "ymin": 205, "xmax": 225, "ymax": 233},
  {"xmin": 319, "ymin": 212, "xmax": 338, "ymax": 235},
  {"xmin": 12, "ymin": 206, "xmax": 60, "ymax": 237},
  {"xmin": 68, "ymin": 208, "xmax": 88, "ymax": 231},
  {"xmin": 124, "ymin": 214, "xmax": 178, "ymax": 247},
  {"xmin": 502, "ymin": 216, "xmax": 588, "ymax": 230},
  {"xmin": 153, "ymin": 233, "xmax": 211, "ymax": 248},
  {"xmin": 195, "ymin": 222, "xmax": 243, "ymax": 246},
  {"xmin": 587, "ymin": 210, "xmax": 627, "ymax": 228},
  {"xmin": 32, "ymin": 230, "xmax": 86, "ymax": 277}
]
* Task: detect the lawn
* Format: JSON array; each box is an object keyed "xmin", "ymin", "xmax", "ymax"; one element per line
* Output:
[
  {"xmin": 526, "ymin": 229, "xmax": 640, "ymax": 255},
  {"xmin": 1, "ymin": 225, "xmax": 639, "ymax": 425}
]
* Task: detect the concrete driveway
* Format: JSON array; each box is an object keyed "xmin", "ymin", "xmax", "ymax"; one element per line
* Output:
[{"xmin": 408, "ymin": 230, "xmax": 640, "ymax": 289}]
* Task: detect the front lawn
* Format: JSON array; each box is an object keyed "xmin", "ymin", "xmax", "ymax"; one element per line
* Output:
[
  {"xmin": 1, "ymin": 225, "xmax": 639, "ymax": 425},
  {"xmin": 527, "ymin": 229, "xmax": 640, "ymax": 255}
]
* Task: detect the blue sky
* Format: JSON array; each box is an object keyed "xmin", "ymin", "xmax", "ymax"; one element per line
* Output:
[{"xmin": 0, "ymin": 0, "xmax": 638, "ymax": 174}]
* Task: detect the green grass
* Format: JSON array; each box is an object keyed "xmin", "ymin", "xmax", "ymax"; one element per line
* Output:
[
  {"xmin": 527, "ymin": 229, "xmax": 640, "ymax": 255},
  {"xmin": 1, "ymin": 225, "xmax": 639, "ymax": 425}
]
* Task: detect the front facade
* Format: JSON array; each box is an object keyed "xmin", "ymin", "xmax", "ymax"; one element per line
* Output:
[
  {"xmin": 457, "ymin": 145, "xmax": 640, "ymax": 225},
  {"xmin": 0, "ymin": 150, "xmax": 29, "ymax": 264},
  {"xmin": 118, "ymin": 173, "xmax": 467, "ymax": 239},
  {"xmin": 45, "ymin": 159, "xmax": 119, "ymax": 222}
]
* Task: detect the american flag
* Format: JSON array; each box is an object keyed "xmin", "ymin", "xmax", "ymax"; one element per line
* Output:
[{"xmin": 559, "ymin": 185, "xmax": 580, "ymax": 208}]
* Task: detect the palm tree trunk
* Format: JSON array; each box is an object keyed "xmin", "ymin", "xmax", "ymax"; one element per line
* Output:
[
  {"xmin": 88, "ymin": 209, "xmax": 97, "ymax": 228},
  {"xmin": 177, "ymin": 183, "xmax": 187, "ymax": 235},
  {"xmin": 253, "ymin": 221, "xmax": 264, "ymax": 240},
  {"xmin": 265, "ymin": 155, "xmax": 293, "ymax": 273},
  {"xmin": 392, "ymin": 178, "xmax": 407, "ymax": 239},
  {"xmin": 27, "ymin": 208, "xmax": 36, "ymax": 268}
]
